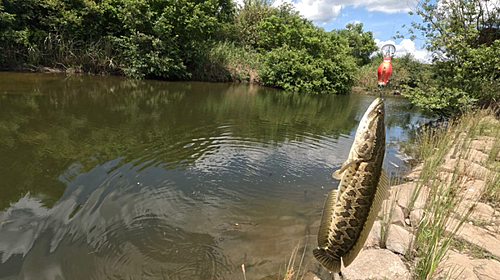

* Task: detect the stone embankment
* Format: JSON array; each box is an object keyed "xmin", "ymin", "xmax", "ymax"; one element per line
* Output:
[{"xmin": 307, "ymin": 133, "xmax": 500, "ymax": 280}]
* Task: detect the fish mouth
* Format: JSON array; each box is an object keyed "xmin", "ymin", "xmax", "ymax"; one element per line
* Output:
[
  {"xmin": 372, "ymin": 97, "xmax": 384, "ymax": 108},
  {"xmin": 367, "ymin": 98, "xmax": 384, "ymax": 116}
]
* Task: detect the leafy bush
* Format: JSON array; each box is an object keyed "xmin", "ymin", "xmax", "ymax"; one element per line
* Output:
[
  {"xmin": 402, "ymin": 0, "xmax": 500, "ymax": 116},
  {"xmin": 0, "ymin": 0, "xmax": 236, "ymax": 78},
  {"xmin": 402, "ymin": 87, "xmax": 477, "ymax": 117},
  {"xmin": 260, "ymin": 45, "xmax": 355, "ymax": 94}
]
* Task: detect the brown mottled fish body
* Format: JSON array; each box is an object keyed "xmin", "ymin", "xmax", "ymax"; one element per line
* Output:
[{"xmin": 313, "ymin": 98, "xmax": 387, "ymax": 273}]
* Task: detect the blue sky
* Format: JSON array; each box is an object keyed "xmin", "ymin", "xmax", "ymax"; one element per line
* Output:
[
  {"xmin": 266, "ymin": 0, "xmax": 432, "ymax": 61},
  {"xmin": 324, "ymin": 6, "xmax": 415, "ymax": 41},
  {"xmin": 323, "ymin": 5, "xmax": 430, "ymax": 61}
]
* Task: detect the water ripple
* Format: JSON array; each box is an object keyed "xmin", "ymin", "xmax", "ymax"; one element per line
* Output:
[{"xmin": 0, "ymin": 75, "xmax": 427, "ymax": 280}]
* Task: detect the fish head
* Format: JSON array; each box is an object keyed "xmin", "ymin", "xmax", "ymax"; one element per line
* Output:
[{"xmin": 351, "ymin": 98, "xmax": 385, "ymax": 161}]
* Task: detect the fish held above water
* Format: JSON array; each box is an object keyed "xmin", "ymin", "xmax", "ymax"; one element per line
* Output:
[{"xmin": 313, "ymin": 97, "xmax": 388, "ymax": 273}]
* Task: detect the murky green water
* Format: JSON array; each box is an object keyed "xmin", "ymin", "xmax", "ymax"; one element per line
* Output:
[{"xmin": 0, "ymin": 73, "xmax": 425, "ymax": 280}]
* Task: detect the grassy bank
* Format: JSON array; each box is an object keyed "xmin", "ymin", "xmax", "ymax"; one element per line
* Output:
[{"xmin": 398, "ymin": 109, "xmax": 500, "ymax": 279}]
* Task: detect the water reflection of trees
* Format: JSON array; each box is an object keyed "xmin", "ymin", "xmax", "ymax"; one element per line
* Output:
[
  {"xmin": 0, "ymin": 73, "xmax": 363, "ymax": 210},
  {"xmin": 384, "ymin": 97, "xmax": 430, "ymax": 132}
]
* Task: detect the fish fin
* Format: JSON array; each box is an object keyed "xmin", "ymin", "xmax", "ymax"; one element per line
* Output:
[
  {"xmin": 313, "ymin": 248, "xmax": 342, "ymax": 273},
  {"xmin": 332, "ymin": 160, "xmax": 360, "ymax": 180},
  {"xmin": 317, "ymin": 190, "xmax": 337, "ymax": 248},
  {"xmin": 342, "ymin": 169, "xmax": 389, "ymax": 267},
  {"xmin": 332, "ymin": 170, "xmax": 342, "ymax": 180},
  {"xmin": 335, "ymin": 160, "xmax": 361, "ymax": 197}
]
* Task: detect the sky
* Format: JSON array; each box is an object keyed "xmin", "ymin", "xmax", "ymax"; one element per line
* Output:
[{"xmin": 246, "ymin": 0, "xmax": 433, "ymax": 62}]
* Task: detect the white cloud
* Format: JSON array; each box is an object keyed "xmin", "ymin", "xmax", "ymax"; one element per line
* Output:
[
  {"xmin": 360, "ymin": 0, "xmax": 419, "ymax": 13},
  {"xmin": 235, "ymin": 0, "xmax": 420, "ymax": 22},
  {"xmin": 271, "ymin": 0, "xmax": 418, "ymax": 22},
  {"xmin": 375, "ymin": 38, "xmax": 432, "ymax": 63},
  {"xmin": 273, "ymin": 0, "xmax": 342, "ymax": 22}
]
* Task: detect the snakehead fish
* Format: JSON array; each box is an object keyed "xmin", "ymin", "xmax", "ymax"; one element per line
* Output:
[{"xmin": 313, "ymin": 97, "xmax": 388, "ymax": 273}]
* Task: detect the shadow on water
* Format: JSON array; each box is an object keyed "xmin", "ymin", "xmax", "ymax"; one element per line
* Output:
[{"xmin": 0, "ymin": 73, "xmax": 426, "ymax": 279}]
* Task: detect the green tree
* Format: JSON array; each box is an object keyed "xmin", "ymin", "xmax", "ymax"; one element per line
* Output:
[
  {"xmin": 403, "ymin": 0, "xmax": 500, "ymax": 116},
  {"xmin": 336, "ymin": 23, "xmax": 378, "ymax": 66},
  {"xmin": 236, "ymin": 1, "xmax": 356, "ymax": 93},
  {"xmin": 106, "ymin": 0, "xmax": 236, "ymax": 78},
  {"xmin": 0, "ymin": 0, "xmax": 236, "ymax": 78},
  {"xmin": 234, "ymin": 0, "xmax": 273, "ymax": 48}
]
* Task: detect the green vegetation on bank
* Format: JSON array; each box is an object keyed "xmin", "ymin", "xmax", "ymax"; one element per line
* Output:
[
  {"xmin": 405, "ymin": 120, "xmax": 473, "ymax": 279},
  {"xmin": 354, "ymin": 52, "xmax": 432, "ymax": 93},
  {"xmin": 354, "ymin": 0, "xmax": 500, "ymax": 117},
  {"xmin": 2, "ymin": 0, "xmax": 499, "ymax": 114},
  {"xmin": 399, "ymin": 0, "xmax": 500, "ymax": 117},
  {"xmin": 0, "ymin": 0, "xmax": 376, "ymax": 94},
  {"xmin": 404, "ymin": 110, "xmax": 500, "ymax": 279}
]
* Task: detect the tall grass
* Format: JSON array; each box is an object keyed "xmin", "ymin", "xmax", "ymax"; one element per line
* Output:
[
  {"xmin": 354, "ymin": 62, "xmax": 379, "ymax": 91},
  {"xmin": 477, "ymin": 113, "xmax": 500, "ymax": 208},
  {"xmin": 25, "ymin": 33, "xmax": 119, "ymax": 74},
  {"xmin": 410, "ymin": 168, "xmax": 473, "ymax": 279},
  {"xmin": 483, "ymin": 174, "xmax": 500, "ymax": 209},
  {"xmin": 379, "ymin": 176, "xmax": 402, "ymax": 249},
  {"xmin": 192, "ymin": 41, "xmax": 261, "ymax": 82},
  {"xmin": 280, "ymin": 242, "xmax": 308, "ymax": 280},
  {"xmin": 404, "ymin": 110, "xmax": 500, "ymax": 279}
]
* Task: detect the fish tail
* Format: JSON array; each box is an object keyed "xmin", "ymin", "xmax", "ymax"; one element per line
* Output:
[{"xmin": 313, "ymin": 248, "xmax": 341, "ymax": 273}]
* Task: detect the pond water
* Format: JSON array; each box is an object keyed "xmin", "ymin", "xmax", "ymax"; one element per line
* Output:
[{"xmin": 0, "ymin": 73, "xmax": 426, "ymax": 280}]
